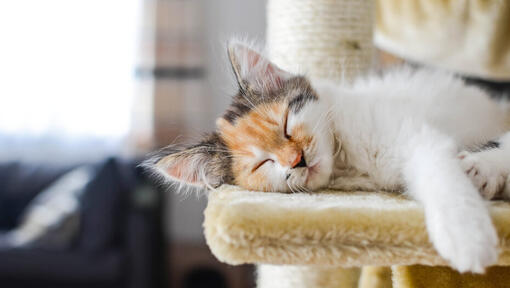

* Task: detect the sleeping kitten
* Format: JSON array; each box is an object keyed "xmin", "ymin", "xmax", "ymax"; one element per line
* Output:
[{"xmin": 146, "ymin": 42, "xmax": 510, "ymax": 273}]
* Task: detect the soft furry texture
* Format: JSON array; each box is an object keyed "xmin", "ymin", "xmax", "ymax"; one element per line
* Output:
[
  {"xmin": 204, "ymin": 185, "xmax": 510, "ymax": 267},
  {"xmin": 375, "ymin": 0, "xmax": 510, "ymax": 81}
]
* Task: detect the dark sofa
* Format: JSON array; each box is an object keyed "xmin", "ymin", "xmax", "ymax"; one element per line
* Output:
[{"xmin": 0, "ymin": 158, "xmax": 165, "ymax": 288}]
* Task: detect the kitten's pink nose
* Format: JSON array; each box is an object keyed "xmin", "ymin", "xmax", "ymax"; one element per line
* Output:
[{"xmin": 291, "ymin": 151, "xmax": 307, "ymax": 168}]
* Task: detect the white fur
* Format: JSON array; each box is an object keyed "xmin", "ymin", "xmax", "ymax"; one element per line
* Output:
[
  {"xmin": 298, "ymin": 67, "xmax": 510, "ymax": 273},
  {"xmin": 286, "ymin": 99, "xmax": 335, "ymax": 191}
]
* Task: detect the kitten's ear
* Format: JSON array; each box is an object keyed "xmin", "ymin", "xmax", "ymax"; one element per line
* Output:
[
  {"xmin": 146, "ymin": 134, "xmax": 231, "ymax": 189},
  {"xmin": 228, "ymin": 42, "xmax": 292, "ymax": 93}
]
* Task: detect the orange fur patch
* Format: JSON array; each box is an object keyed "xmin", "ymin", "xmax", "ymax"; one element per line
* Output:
[{"xmin": 218, "ymin": 102, "xmax": 313, "ymax": 191}]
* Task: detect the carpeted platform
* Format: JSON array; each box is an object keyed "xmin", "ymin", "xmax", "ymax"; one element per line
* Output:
[{"xmin": 204, "ymin": 185, "xmax": 510, "ymax": 268}]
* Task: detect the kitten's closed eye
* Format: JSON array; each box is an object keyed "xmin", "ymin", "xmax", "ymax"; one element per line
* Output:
[
  {"xmin": 252, "ymin": 159, "xmax": 274, "ymax": 172},
  {"xmin": 284, "ymin": 109, "xmax": 291, "ymax": 139}
]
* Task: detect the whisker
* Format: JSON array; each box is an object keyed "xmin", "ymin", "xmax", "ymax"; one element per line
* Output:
[
  {"xmin": 239, "ymin": 89, "xmax": 257, "ymax": 110},
  {"xmin": 286, "ymin": 180, "xmax": 296, "ymax": 194},
  {"xmin": 295, "ymin": 183, "xmax": 309, "ymax": 193}
]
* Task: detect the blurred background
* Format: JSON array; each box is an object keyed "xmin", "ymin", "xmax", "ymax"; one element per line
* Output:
[
  {"xmin": 1, "ymin": 0, "xmax": 510, "ymax": 288},
  {"xmin": 0, "ymin": 0, "xmax": 264, "ymax": 287}
]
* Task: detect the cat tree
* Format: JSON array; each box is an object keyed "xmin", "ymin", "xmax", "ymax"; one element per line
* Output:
[{"xmin": 204, "ymin": 0, "xmax": 510, "ymax": 287}]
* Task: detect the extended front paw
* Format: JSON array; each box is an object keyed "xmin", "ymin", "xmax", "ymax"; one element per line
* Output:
[
  {"xmin": 428, "ymin": 207, "xmax": 499, "ymax": 273},
  {"xmin": 458, "ymin": 151, "xmax": 505, "ymax": 200}
]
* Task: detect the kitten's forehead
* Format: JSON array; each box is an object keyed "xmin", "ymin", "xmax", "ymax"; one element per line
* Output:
[
  {"xmin": 222, "ymin": 76, "xmax": 316, "ymax": 124},
  {"xmin": 220, "ymin": 101, "xmax": 286, "ymax": 153}
]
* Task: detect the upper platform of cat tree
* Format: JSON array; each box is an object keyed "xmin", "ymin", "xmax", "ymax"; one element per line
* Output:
[{"xmin": 204, "ymin": 185, "xmax": 510, "ymax": 267}]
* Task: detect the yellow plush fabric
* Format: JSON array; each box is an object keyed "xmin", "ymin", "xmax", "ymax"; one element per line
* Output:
[
  {"xmin": 375, "ymin": 0, "xmax": 510, "ymax": 81},
  {"xmin": 392, "ymin": 265, "xmax": 510, "ymax": 288},
  {"xmin": 360, "ymin": 266, "xmax": 393, "ymax": 288},
  {"xmin": 204, "ymin": 185, "xmax": 510, "ymax": 267},
  {"xmin": 257, "ymin": 265, "xmax": 361, "ymax": 288}
]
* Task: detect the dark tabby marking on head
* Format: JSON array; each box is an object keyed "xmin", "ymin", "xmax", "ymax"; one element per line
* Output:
[
  {"xmin": 289, "ymin": 92, "xmax": 318, "ymax": 113},
  {"xmin": 222, "ymin": 88, "xmax": 281, "ymax": 123},
  {"xmin": 222, "ymin": 90, "xmax": 256, "ymax": 123},
  {"xmin": 224, "ymin": 76, "xmax": 317, "ymax": 123},
  {"xmin": 286, "ymin": 76, "xmax": 319, "ymax": 113}
]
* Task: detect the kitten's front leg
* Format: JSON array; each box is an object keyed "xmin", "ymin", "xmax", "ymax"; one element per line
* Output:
[{"xmin": 403, "ymin": 127, "xmax": 499, "ymax": 273}]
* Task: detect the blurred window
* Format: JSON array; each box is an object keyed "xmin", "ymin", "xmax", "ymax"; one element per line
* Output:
[{"xmin": 0, "ymin": 0, "xmax": 142, "ymax": 162}]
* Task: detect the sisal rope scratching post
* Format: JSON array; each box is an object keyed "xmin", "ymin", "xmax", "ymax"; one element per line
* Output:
[
  {"xmin": 261, "ymin": 0, "xmax": 374, "ymax": 287},
  {"xmin": 267, "ymin": 0, "xmax": 374, "ymax": 82}
]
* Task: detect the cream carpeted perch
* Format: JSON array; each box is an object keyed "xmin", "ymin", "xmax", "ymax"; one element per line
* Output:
[
  {"xmin": 204, "ymin": 186, "xmax": 510, "ymax": 287},
  {"xmin": 205, "ymin": 186, "xmax": 510, "ymax": 267}
]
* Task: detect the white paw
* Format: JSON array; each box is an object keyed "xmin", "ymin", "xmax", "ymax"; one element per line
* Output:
[
  {"xmin": 428, "ymin": 205, "xmax": 499, "ymax": 273},
  {"xmin": 458, "ymin": 151, "xmax": 506, "ymax": 200}
]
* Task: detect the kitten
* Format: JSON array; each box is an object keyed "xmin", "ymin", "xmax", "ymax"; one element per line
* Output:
[{"xmin": 146, "ymin": 41, "xmax": 510, "ymax": 273}]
